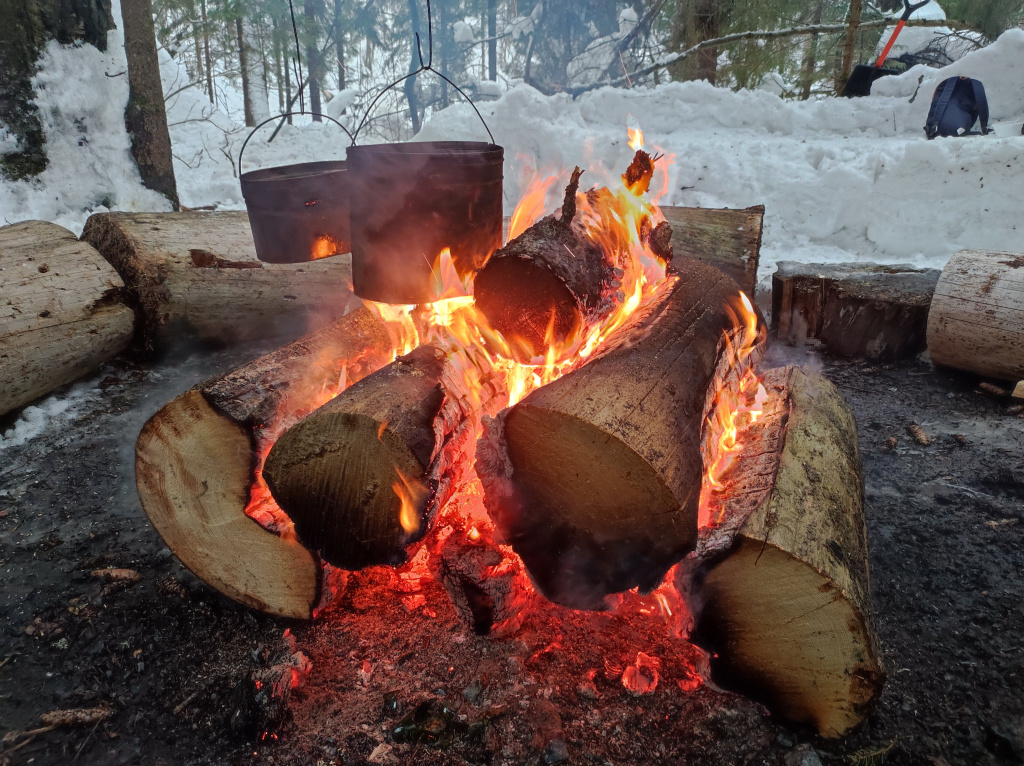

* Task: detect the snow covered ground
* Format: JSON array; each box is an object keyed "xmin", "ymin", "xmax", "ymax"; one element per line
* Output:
[{"xmin": 1, "ymin": 7, "xmax": 1022, "ymax": 284}]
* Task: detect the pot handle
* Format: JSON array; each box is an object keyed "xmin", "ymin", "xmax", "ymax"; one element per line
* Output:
[
  {"xmin": 237, "ymin": 111, "xmax": 355, "ymax": 177},
  {"xmin": 350, "ymin": 0, "xmax": 495, "ymax": 146}
]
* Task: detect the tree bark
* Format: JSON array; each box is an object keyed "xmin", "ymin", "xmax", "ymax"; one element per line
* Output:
[
  {"xmin": 473, "ymin": 168, "xmax": 617, "ymax": 361},
  {"xmin": 122, "ymin": 0, "xmax": 179, "ymax": 209},
  {"xmin": 304, "ymin": 0, "xmax": 321, "ymax": 119},
  {"xmin": 334, "ymin": 0, "xmax": 345, "ymax": 91},
  {"xmin": 0, "ymin": 0, "xmax": 113, "ymax": 179},
  {"xmin": 927, "ymin": 249, "xmax": 1024, "ymax": 383},
  {"xmin": 135, "ymin": 306, "xmax": 400, "ymax": 619},
  {"xmin": 264, "ymin": 342, "xmax": 507, "ymax": 571},
  {"xmin": 80, "ymin": 211, "xmax": 354, "ymax": 354},
  {"xmin": 237, "ymin": 16, "xmax": 254, "ymax": 126},
  {"xmin": 477, "ymin": 259, "xmax": 765, "ymax": 610},
  {"xmin": 669, "ymin": 0, "xmax": 727, "ymax": 83},
  {"xmin": 691, "ymin": 366, "xmax": 885, "ymax": 738},
  {"xmin": 0, "ymin": 220, "xmax": 133, "ymax": 418},
  {"xmin": 487, "ymin": 0, "xmax": 497, "ymax": 81},
  {"xmin": 799, "ymin": 1, "xmax": 823, "ymax": 100},
  {"xmin": 404, "ymin": 0, "xmax": 422, "ymax": 134},
  {"xmin": 200, "ymin": 0, "xmax": 214, "ymax": 103},
  {"xmin": 837, "ymin": 0, "xmax": 863, "ymax": 94}
]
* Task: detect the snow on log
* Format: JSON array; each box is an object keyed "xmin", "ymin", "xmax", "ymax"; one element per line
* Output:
[
  {"xmin": 478, "ymin": 258, "xmax": 765, "ymax": 610},
  {"xmin": 691, "ymin": 365, "xmax": 884, "ymax": 739},
  {"xmin": 135, "ymin": 306, "xmax": 398, "ymax": 618},
  {"xmin": 81, "ymin": 211, "xmax": 354, "ymax": 354},
  {"xmin": 0, "ymin": 220, "xmax": 134, "ymax": 418},
  {"xmin": 927, "ymin": 249, "xmax": 1024, "ymax": 383}
]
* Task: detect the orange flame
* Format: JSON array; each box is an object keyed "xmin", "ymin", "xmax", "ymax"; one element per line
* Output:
[
  {"xmin": 311, "ymin": 235, "xmax": 341, "ymax": 260},
  {"xmin": 393, "ymin": 467, "xmax": 429, "ymax": 535},
  {"xmin": 508, "ymin": 172, "xmax": 560, "ymax": 242},
  {"xmin": 628, "ymin": 126, "xmax": 644, "ymax": 151}
]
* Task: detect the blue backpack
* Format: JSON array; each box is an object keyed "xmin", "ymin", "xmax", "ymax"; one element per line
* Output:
[{"xmin": 925, "ymin": 76, "xmax": 990, "ymax": 139}]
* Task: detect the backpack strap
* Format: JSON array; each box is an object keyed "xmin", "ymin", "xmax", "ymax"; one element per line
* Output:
[
  {"xmin": 925, "ymin": 77, "xmax": 959, "ymax": 139},
  {"xmin": 970, "ymin": 79, "xmax": 989, "ymax": 134}
]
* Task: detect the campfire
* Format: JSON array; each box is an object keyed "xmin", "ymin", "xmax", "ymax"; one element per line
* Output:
[{"xmin": 135, "ymin": 132, "xmax": 884, "ymax": 749}]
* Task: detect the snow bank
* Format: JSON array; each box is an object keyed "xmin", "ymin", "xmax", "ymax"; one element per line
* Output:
[{"xmin": 419, "ymin": 34, "xmax": 1024, "ymax": 283}]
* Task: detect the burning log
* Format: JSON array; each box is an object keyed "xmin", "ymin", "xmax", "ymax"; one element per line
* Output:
[
  {"xmin": 478, "ymin": 258, "xmax": 765, "ymax": 610},
  {"xmin": 660, "ymin": 205, "xmax": 764, "ymax": 297},
  {"xmin": 80, "ymin": 211, "xmax": 354, "ymax": 354},
  {"xmin": 135, "ymin": 306, "xmax": 400, "ymax": 618},
  {"xmin": 927, "ymin": 249, "xmax": 1024, "ymax": 383},
  {"xmin": 0, "ymin": 221, "xmax": 134, "ymax": 418},
  {"xmin": 473, "ymin": 167, "xmax": 617, "ymax": 360},
  {"xmin": 691, "ymin": 365, "xmax": 884, "ymax": 739},
  {"xmin": 263, "ymin": 343, "xmax": 507, "ymax": 571}
]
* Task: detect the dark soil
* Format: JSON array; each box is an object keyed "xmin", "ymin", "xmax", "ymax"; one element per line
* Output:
[{"xmin": 1, "ymin": 341, "xmax": 1022, "ymax": 766}]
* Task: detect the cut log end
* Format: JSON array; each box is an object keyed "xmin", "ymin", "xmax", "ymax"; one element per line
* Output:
[
  {"xmin": 135, "ymin": 391, "xmax": 320, "ymax": 619},
  {"xmin": 697, "ymin": 537, "xmax": 883, "ymax": 738},
  {"xmin": 263, "ymin": 411, "xmax": 425, "ymax": 570},
  {"xmin": 473, "ymin": 257, "xmax": 582, "ymax": 359}
]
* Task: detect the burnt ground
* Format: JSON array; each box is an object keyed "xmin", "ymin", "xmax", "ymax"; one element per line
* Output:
[{"xmin": 1, "ymin": 340, "xmax": 1022, "ymax": 766}]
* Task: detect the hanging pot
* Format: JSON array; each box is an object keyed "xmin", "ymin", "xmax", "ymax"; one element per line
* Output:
[
  {"xmin": 238, "ymin": 112, "xmax": 352, "ymax": 264},
  {"xmin": 347, "ymin": 140, "xmax": 503, "ymax": 304}
]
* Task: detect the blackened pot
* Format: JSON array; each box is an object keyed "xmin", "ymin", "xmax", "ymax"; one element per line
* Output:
[
  {"xmin": 240, "ymin": 160, "xmax": 350, "ymax": 264},
  {"xmin": 348, "ymin": 141, "xmax": 503, "ymax": 304}
]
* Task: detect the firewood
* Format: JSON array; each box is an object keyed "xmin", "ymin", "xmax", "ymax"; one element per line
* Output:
[
  {"xmin": 772, "ymin": 262, "xmax": 939, "ymax": 360},
  {"xmin": 135, "ymin": 307, "xmax": 399, "ymax": 618},
  {"xmin": 660, "ymin": 205, "xmax": 763, "ymax": 296},
  {"xmin": 263, "ymin": 344, "xmax": 506, "ymax": 571},
  {"xmin": 927, "ymin": 249, "xmax": 1024, "ymax": 382},
  {"xmin": 477, "ymin": 258, "xmax": 765, "ymax": 610},
  {"xmin": 80, "ymin": 211, "xmax": 355, "ymax": 354},
  {"xmin": 0, "ymin": 220, "xmax": 134, "ymax": 418},
  {"xmin": 472, "ymin": 167, "xmax": 617, "ymax": 360},
  {"xmin": 691, "ymin": 366, "xmax": 884, "ymax": 739}
]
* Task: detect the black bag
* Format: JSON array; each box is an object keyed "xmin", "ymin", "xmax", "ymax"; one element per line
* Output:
[{"xmin": 925, "ymin": 76, "xmax": 990, "ymax": 139}]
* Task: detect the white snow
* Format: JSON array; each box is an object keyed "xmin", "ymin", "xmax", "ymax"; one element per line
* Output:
[
  {"xmin": 453, "ymin": 21, "xmax": 476, "ymax": 44},
  {"xmin": 0, "ymin": 384, "xmax": 97, "ymax": 451},
  {"xmin": 1, "ymin": 13, "xmax": 1022, "ymax": 285}
]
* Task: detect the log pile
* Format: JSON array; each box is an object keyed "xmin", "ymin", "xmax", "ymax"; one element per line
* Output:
[
  {"xmin": 1, "ymin": 220, "xmax": 134, "ymax": 418},
  {"xmin": 135, "ymin": 306, "xmax": 401, "ymax": 618},
  {"xmin": 81, "ymin": 211, "xmax": 355, "ymax": 354},
  {"xmin": 661, "ymin": 205, "xmax": 763, "ymax": 297}
]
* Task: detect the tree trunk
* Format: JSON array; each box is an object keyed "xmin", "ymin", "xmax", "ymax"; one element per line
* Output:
[
  {"xmin": 135, "ymin": 306, "xmax": 400, "ymax": 619},
  {"xmin": 404, "ymin": 0, "xmax": 422, "ymax": 133},
  {"xmin": 837, "ymin": 0, "xmax": 863, "ymax": 94},
  {"xmin": 80, "ymin": 211, "xmax": 354, "ymax": 354},
  {"xmin": 264, "ymin": 343, "xmax": 507, "ymax": 571},
  {"xmin": 304, "ymin": 0, "xmax": 321, "ymax": 120},
  {"xmin": 200, "ymin": 0, "xmax": 214, "ymax": 103},
  {"xmin": 487, "ymin": 0, "xmax": 497, "ymax": 80},
  {"xmin": 0, "ymin": 220, "xmax": 133, "ymax": 418},
  {"xmin": 477, "ymin": 258, "xmax": 765, "ymax": 610},
  {"xmin": 799, "ymin": 1, "xmax": 823, "ymax": 100},
  {"xmin": 189, "ymin": 0, "xmax": 205, "ymax": 93},
  {"xmin": 237, "ymin": 16, "xmax": 253, "ymax": 126},
  {"xmin": 926, "ymin": 249, "xmax": 1024, "ymax": 383},
  {"xmin": 691, "ymin": 365, "xmax": 885, "ymax": 738},
  {"xmin": 122, "ymin": 0, "xmax": 179, "ymax": 209},
  {"xmin": 669, "ymin": 0, "xmax": 727, "ymax": 83},
  {"xmin": 334, "ymin": 0, "xmax": 345, "ymax": 91},
  {"xmin": 0, "ymin": 0, "xmax": 113, "ymax": 179},
  {"xmin": 473, "ymin": 168, "xmax": 617, "ymax": 361},
  {"xmin": 273, "ymin": 19, "xmax": 285, "ymax": 111}
]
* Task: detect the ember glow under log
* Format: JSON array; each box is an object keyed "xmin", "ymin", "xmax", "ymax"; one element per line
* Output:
[{"xmin": 477, "ymin": 259, "xmax": 766, "ymax": 610}]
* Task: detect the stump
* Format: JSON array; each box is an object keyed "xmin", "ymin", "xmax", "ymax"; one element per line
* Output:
[
  {"xmin": 772, "ymin": 262, "xmax": 940, "ymax": 360},
  {"xmin": 478, "ymin": 259, "xmax": 765, "ymax": 610},
  {"xmin": 660, "ymin": 205, "xmax": 764, "ymax": 297},
  {"xmin": 927, "ymin": 249, "xmax": 1024, "ymax": 383},
  {"xmin": 692, "ymin": 366, "xmax": 884, "ymax": 738},
  {"xmin": 0, "ymin": 220, "xmax": 134, "ymax": 418},
  {"xmin": 135, "ymin": 307, "xmax": 399, "ymax": 618},
  {"xmin": 81, "ymin": 211, "xmax": 355, "ymax": 354}
]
